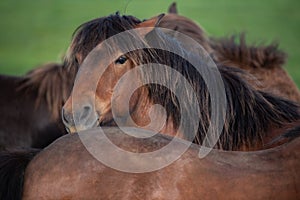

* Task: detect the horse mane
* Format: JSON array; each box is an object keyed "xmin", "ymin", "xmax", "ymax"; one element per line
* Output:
[
  {"xmin": 63, "ymin": 13, "xmax": 141, "ymax": 72},
  {"xmin": 19, "ymin": 63, "xmax": 77, "ymax": 120},
  {"xmin": 62, "ymin": 13, "xmax": 300, "ymax": 150},
  {"xmin": 129, "ymin": 29, "xmax": 300, "ymax": 150},
  {"xmin": 210, "ymin": 33, "xmax": 287, "ymax": 69}
]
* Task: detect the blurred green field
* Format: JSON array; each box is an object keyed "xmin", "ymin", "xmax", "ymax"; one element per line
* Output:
[{"xmin": 0, "ymin": 0, "xmax": 299, "ymax": 86}]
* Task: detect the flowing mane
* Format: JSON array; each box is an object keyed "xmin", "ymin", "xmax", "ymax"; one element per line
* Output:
[
  {"xmin": 116, "ymin": 27, "xmax": 300, "ymax": 150},
  {"xmin": 209, "ymin": 33, "xmax": 300, "ymax": 102},
  {"xmin": 19, "ymin": 63, "xmax": 77, "ymax": 120},
  {"xmin": 61, "ymin": 13, "xmax": 300, "ymax": 150},
  {"xmin": 63, "ymin": 10, "xmax": 300, "ymax": 111},
  {"xmin": 63, "ymin": 11, "xmax": 212, "ymax": 71},
  {"xmin": 63, "ymin": 13, "xmax": 141, "ymax": 70},
  {"xmin": 210, "ymin": 33, "xmax": 286, "ymax": 69}
]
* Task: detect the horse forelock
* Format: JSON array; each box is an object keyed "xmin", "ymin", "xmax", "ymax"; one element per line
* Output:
[{"xmin": 63, "ymin": 13, "xmax": 141, "ymax": 71}]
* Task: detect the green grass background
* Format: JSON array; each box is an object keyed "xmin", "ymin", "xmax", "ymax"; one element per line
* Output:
[{"xmin": 0, "ymin": 0, "xmax": 299, "ymax": 85}]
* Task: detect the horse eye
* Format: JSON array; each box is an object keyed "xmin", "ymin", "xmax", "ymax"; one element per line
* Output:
[{"xmin": 115, "ymin": 56, "xmax": 127, "ymax": 65}]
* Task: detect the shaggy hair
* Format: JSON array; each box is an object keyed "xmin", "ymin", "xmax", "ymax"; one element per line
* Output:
[
  {"xmin": 18, "ymin": 13, "xmax": 300, "ymax": 150},
  {"xmin": 63, "ymin": 13, "xmax": 141, "ymax": 71},
  {"xmin": 210, "ymin": 34, "xmax": 300, "ymax": 102},
  {"xmin": 71, "ymin": 13, "xmax": 300, "ymax": 150},
  {"xmin": 210, "ymin": 33, "xmax": 286, "ymax": 69},
  {"xmin": 19, "ymin": 63, "xmax": 76, "ymax": 120},
  {"xmin": 124, "ymin": 29, "xmax": 300, "ymax": 150}
]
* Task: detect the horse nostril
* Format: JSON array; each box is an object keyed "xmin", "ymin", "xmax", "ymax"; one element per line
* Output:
[{"xmin": 80, "ymin": 105, "xmax": 92, "ymax": 121}]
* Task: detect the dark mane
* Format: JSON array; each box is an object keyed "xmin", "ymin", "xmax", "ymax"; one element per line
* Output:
[
  {"xmin": 123, "ymin": 28, "xmax": 300, "ymax": 150},
  {"xmin": 209, "ymin": 33, "xmax": 300, "ymax": 102},
  {"xmin": 210, "ymin": 33, "xmax": 287, "ymax": 69},
  {"xmin": 66, "ymin": 13, "xmax": 300, "ymax": 150},
  {"xmin": 63, "ymin": 13, "xmax": 141, "ymax": 71},
  {"xmin": 61, "ymin": 13, "xmax": 300, "ymax": 150},
  {"xmin": 19, "ymin": 63, "xmax": 76, "ymax": 120}
]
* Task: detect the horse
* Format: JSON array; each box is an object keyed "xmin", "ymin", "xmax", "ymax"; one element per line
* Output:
[
  {"xmin": 210, "ymin": 34, "xmax": 300, "ymax": 102},
  {"xmin": 20, "ymin": 127, "xmax": 300, "ymax": 200},
  {"xmin": 164, "ymin": 2, "xmax": 300, "ymax": 102},
  {"xmin": 1, "ymin": 3, "xmax": 296, "ymax": 150},
  {"xmin": 62, "ymin": 14, "xmax": 300, "ymax": 151},
  {"xmin": 0, "ymin": 3, "xmax": 211, "ymax": 151},
  {"xmin": 0, "ymin": 62, "xmax": 76, "ymax": 150},
  {"xmin": 63, "ymin": 3, "xmax": 300, "ymax": 106},
  {"xmin": 0, "ymin": 3, "xmax": 209, "ymax": 149},
  {"xmin": 1, "ymin": 8, "xmax": 299, "ymax": 199}
]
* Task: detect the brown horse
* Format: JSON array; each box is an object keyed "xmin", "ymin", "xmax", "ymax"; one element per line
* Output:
[
  {"xmin": 210, "ymin": 34, "xmax": 300, "ymax": 102},
  {"xmin": 0, "ymin": 62, "xmax": 75, "ymax": 150},
  {"xmin": 1, "ymin": 8, "xmax": 300, "ymax": 199},
  {"xmin": 164, "ymin": 2, "xmax": 300, "ymax": 102},
  {"xmin": 62, "ymin": 14, "xmax": 300, "ymax": 151},
  {"xmin": 63, "ymin": 3, "xmax": 300, "ymax": 106},
  {"xmin": 22, "ymin": 127, "xmax": 300, "ymax": 200}
]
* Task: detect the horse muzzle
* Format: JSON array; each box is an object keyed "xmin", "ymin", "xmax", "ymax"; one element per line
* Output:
[{"xmin": 62, "ymin": 105, "xmax": 99, "ymax": 134}]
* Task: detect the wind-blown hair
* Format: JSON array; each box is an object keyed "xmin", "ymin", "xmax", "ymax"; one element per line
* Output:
[
  {"xmin": 210, "ymin": 33, "xmax": 286, "ymax": 69},
  {"xmin": 109, "ymin": 27, "xmax": 300, "ymax": 150},
  {"xmin": 63, "ymin": 13, "xmax": 141, "ymax": 71},
  {"xmin": 19, "ymin": 13, "xmax": 300, "ymax": 150},
  {"xmin": 63, "ymin": 12, "xmax": 300, "ymax": 113},
  {"xmin": 19, "ymin": 63, "xmax": 76, "ymax": 120},
  {"xmin": 210, "ymin": 33, "xmax": 300, "ymax": 102}
]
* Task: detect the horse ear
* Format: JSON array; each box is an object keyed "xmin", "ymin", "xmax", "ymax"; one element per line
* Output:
[
  {"xmin": 137, "ymin": 14, "xmax": 165, "ymax": 28},
  {"xmin": 136, "ymin": 14, "xmax": 165, "ymax": 28},
  {"xmin": 135, "ymin": 14, "xmax": 165, "ymax": 36},
  {"xmin": 168, "ymin": 2, "xmax": 177, "ymax": 14}
]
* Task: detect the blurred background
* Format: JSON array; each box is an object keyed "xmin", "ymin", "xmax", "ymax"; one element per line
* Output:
[{"xmin": 0, "ymin": 0, "xmax": 299, "ymax": 85}]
